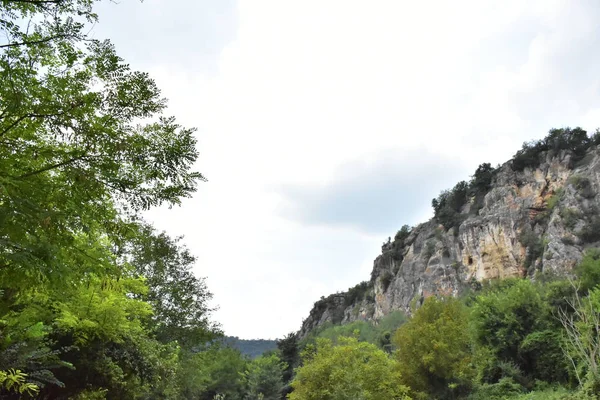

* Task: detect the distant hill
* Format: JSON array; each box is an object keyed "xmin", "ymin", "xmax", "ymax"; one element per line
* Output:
[{"xmin": 224, "ymin": 336, "xmax": 277, "ymax": 358}]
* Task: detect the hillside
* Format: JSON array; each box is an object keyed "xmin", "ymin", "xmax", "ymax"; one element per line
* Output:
[
  {"xmin": 224, "ymin": 336, "xmax": 278, "ymax": 358},
  {"xmin": 299, "ymin": 128, "xmax": 600, "ymax": 337}
]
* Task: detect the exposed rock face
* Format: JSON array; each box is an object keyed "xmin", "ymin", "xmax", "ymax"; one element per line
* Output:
[{"xmin": 299, "ymin": 147, "xmax": 600, "ymax": 338}]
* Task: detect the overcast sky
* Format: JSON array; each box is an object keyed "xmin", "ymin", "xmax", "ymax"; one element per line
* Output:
[{"xmin": 93, "ymin": 0, "xmax": 600, "ymax": 339}]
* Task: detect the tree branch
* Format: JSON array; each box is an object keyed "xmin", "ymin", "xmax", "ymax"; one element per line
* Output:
[
  {"xmin": 0, "ymin": 33, "xmax": 68, "ymax": 48},
  {"xmin": 17, "ymin": 153, "xmax": 87, "ymax": 178}
]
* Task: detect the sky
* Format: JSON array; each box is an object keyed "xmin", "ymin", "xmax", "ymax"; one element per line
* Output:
[{"xmin": 92, "ymin": 0, "xmax": 600, "ymax": 339}]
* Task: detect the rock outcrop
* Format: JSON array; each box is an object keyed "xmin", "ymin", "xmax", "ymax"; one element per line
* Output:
[{"xmin": 299, "ymin": 144, "xmax": 600, "ymax": 338}]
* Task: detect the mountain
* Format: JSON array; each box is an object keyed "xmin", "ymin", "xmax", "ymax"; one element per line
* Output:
[
  {"xmin": 224, "ymin": 336, "xmax": 278, "ymax": 358},
  {"xmin": 299, "ymin": 127, "xmax": 600, "ymax": 338}
]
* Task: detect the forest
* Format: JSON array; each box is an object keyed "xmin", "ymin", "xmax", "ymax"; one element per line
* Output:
[{"xmin": 2, "ymin": 1, "xmax": 600, "ymax": 399}]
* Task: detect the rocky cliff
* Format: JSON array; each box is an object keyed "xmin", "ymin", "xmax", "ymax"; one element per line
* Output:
[{"xmin": 299, "ymin": 131, "xmax": 600, "ymax": 338}]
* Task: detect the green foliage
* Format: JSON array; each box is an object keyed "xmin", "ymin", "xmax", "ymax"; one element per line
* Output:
[
  {"xmin": 0, "ymin": 0, "xmax": 223, "ymax": 398},
  {"xmin": 344, "ymin": 281, "xmax": 372, "ymax": 307},
  {"xmin": 290, "ymin": 336, "xmax": 411, "ymax": 400},
  {"xmin": 390, "ymin": 225, "xmax": 412, "ymax": 261},
  {"xmin": 0, "ymin": 368, "xmax": 39, "ymax": 396},
  {"xmin": 512, "ymin": 127, "xmax": 591, "ymax": 171},
  {"xmin": 242, "ymin": 353, "xmax": 286, "ymax": 400},
  {"xmin": 224, "ymin": 337, "xmax": 277, "ymax": 359},
  {"xmin": 394, "ymin": 296, "xmax": 473, "ymax": 399},
  {"xmin": 127, "ymin": 223, "xmax": 220, "ymax": 348},
  {"xmin": 470, "ymin": 163, "xmax": 497, "ymax": 194},
  {"xmin": 518, "ymin": 230, "xmax": 546, "ymax": 273},
  {"xmin": 575, "ymin": 249, "xmax": 600, "ymax": 294},
  {"xmin": 432, "ymin": 181, "xmax": 469, "ymax": 230},
  {"xmin": 422, "ymin": 239, "xmax": 436, "ymax": 262},
  {"xmin": 277, "ymin": 332, "xmax": 299, "ymax": 384},
  {"xmin": 470, "ymin": 279, "xmax": 568, "ymax": 386}
]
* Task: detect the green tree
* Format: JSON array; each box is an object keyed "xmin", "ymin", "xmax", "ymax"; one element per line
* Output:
[
  {"xmin": 242, "ymin": 353, "xmax": 286, "ymax": 400},
  {"xmin": 277, "ymin": 332, "xmax": 299, "ymax": 383},
  {"xmin": 470, "ymin": 279, "xmax": 567, "ymax": 386},
  {"xmin": 126, "ymin": 223, "xmax": 221, "ymax": 348},
  {"xmin": 290, "ymin": 336, "xmax": 410, "ymax": 400},
  {"xmin": 393, "ymin": 297, "xmax": 473, "ymax": 399}
]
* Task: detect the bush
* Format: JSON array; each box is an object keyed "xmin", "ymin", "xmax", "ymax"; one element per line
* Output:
[
  {"xmin": 344, "ymin": 281, "xmax": 371, "ymax": 307},
  {"xmin": 432, "ymin": 181, "xmax": 469, "ymax": 230},
  {"xmin": 290, "ymin": 337, "xmax": 410, "ymax": 400},
  {"xmin": 518, "ymin": 230, "xmax": 545, "ymax": 273},
  {"xmin": 394, "ymin": 297, "xmax": 473, "ymax": 399},
  {"xmin": 422, "ymin": 240, "xmax": 436, "ymax": 262},
  {"xmin": 391, "ymin": 225, "xmax": 412, "ymax": 261},
  {"xmin": 512, "ymin": 127, "xmax": 591, "ymax": 172}
]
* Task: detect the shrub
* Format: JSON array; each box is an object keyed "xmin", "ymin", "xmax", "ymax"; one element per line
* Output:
[
  {"xmin": 518, "ymin": 230, "xmax": 545, "ymax": 273},
  {"xmin": 394, "ymin": 297, "xmax": 473, "ymax": 399},
  {"xmin": 391, "ymin": 225, "xmax": 412, "ymax": 261},
  {"xmin": 432, "ymin": 181, "xmax": 469, "ymax": 230},
  {"xmin": 344, "ymin": 281, "xmax": 371, "ymax": 307},
  {"xmin": 512, "ymin": 127, "xmax": 591, "ymax": 172},
  {"xmin": 290, "ymin": 337, "xmax": 410, "ymax": 400},
  {"xmin": 423, "ymin": 240, "xmax": 437, "ymax": 262}
]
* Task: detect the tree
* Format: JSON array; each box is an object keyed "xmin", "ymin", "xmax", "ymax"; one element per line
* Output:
[
  {"xmin": 393, "ymin": 297, "xmax": 473, "ymax": 399},
  {"xmin": 0, "ymin": 0, "xmax": 212, "ymax": 396},
  {"xmin": 276, "ymin": 332, "xmax": 299, "ymax": 383},
  {"xmin": 126, "ymin": 223, "xmax": 220, "ymax": 348},
  {"xmin": 289, "ymin": 336, "xmax": 410, "ymax": 400},
  {"xmin": 242, "ymin": 353, "xmax": 286, "ymax": 400},
  {"xmin": 470, "ymin": 279, "xmax": 567, "ymax": 386}
]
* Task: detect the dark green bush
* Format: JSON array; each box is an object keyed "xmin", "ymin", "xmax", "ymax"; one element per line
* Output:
[
  {"xmin": 391, "ymin": 225, "xmax": 412, "ymax": 261},
  {"xmin": 432, "ymin": 181, "xmax": 469, "ymax": 230},
  {"xmin": 512, "ymin": 127, "xmax": 591, "ymax": 172}
]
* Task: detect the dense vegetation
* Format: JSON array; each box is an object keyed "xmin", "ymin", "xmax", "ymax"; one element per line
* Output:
[
  {"xmin": 281, "ymin": 252, "xmax": 600, "ymax": 399},
  {"xmin": 4, "ymin": 1, "xmax": 600, "ymax": 399},
  {"xmin": 224, "ymin": 337, "xmax": 277, "ymax": 359},
  {"xmin": 0, "ymin": 1, "xmax": 286, "ymax": 398},
  {"xmin": 430, "ymin": 128, "xmax": 600, "ymax": 231}
]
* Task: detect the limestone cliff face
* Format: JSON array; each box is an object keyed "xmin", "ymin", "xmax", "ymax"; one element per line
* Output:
[{"xmin": 299, "ymin": 146, "xmax": 600, "ymax": 338}]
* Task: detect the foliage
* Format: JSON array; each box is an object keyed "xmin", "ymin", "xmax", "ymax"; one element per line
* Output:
[
  {"xmin": 422, "ymin": 239, "xmax": 436, "ymax": 262},
  {"xmin": 470, "ymin": 279, "xmax": 568, "ymax": 386},
  {"xmin": 394, "ymin": 296, "xmax": 473, "ymax": 399},
  {"xmin": 289, "ymin": 336, "xmax": 411, "ymax": 400},
  {"xmin": 126, "ymin": 223, "xmax": 221, "ymax": 348},
  {"xmin": 470, "ymin": 163, "xmax": 497, "ymax": 194},
  {"xmin": 0, "ymin": 368, "xmax": 38, "ymax": 396},
  {"xmin": 390, "ymin": 225, "xmax": 412, "ymax": 261},
  {"xmin": 242, "ymin": 353, "xmax": 286, "ymax": 400},
  {"xmin": 277, "ymin": 332, "xmax": 299, "ymax": 384},
  {"xmin": 512, "ymin": 128, "xmax": 591, "ymax": 171},
  {"xmin": 432, "ymin": 181, "xmax": 469, "ymax": 230},
  {"xmin": 0, "ymin": 0, "xmax": 223, "ymax": 398},
  {"xmin": 224, "ymin": 337, "xmax": 277, "ymax": 359},
  {"xmin": 518, "ymin": 230, "xmax": 546, "ymax": 273}
]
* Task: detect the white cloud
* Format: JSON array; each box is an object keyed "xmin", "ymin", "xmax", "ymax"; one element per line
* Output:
[{"xmin": 97, "ymin": 0, "xmax": 600, "ymax": 338}]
